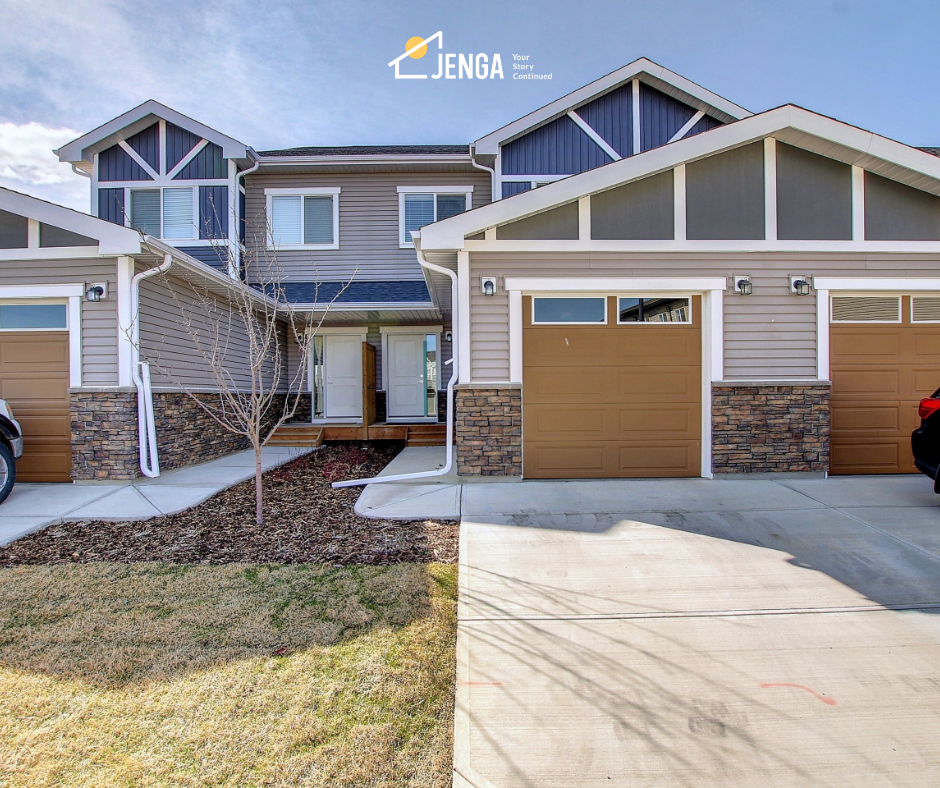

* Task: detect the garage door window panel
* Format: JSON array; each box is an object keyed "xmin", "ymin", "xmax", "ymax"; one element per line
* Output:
[
  {"xmin": 532, "ymin": 297, "xmax": 607, "ymax": 324},
  {"xmin": 0, "ymin": 303, "xmax": 67, "ymax": 330},
  {"xmin": 831, "ymin": 296, "xmax": 901, "ymax": 323},
  {"xmin": 618, "ymin": 296, "xmax": 691, "ymax": 324}
]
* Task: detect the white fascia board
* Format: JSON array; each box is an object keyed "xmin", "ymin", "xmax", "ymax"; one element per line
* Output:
[
  {"xmin": 0, "ymin": 185, "xmax": 141, "ymax": 255},
  {"xmin": 56, "ymin": 99, "xmax": 248, "ymax": 164},
  {"xmin": 423, "ymin": 105, "xmax": 940, "ymax": 250},
  {"xmin": 473, "ymin": 57, "xmax": 751, "ymax": 155}
]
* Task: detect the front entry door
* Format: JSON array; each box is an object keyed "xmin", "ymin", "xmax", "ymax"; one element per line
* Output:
[
  {"xmin": 325, "ymin": 335, "xmax": 363, "ymax": 419},
  {"xmin": 387, "ymin": 334, "xmax": 427, "ymax": 419}
]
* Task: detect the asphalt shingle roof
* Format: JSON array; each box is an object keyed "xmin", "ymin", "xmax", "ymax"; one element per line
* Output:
[{"xmin": 277, "ymin": 280, "xmax": 433, "ymax": 305}]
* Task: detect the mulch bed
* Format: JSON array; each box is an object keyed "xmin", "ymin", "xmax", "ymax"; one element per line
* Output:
[{"xmin": 0, "ymin": 443, "xmax": 459, "ymax": 567}]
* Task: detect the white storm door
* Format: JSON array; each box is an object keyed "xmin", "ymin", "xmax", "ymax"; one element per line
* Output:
[
  {"xmin": 387, "ymin": 334, "xmax": 426, "ymax": 418},
  {"xmin": 325, "ymin": 335, "xmax": 362, "ymax": 419}
]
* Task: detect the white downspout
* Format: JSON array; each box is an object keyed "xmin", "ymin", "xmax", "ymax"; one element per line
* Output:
[
  {"xmin": 131, "ymin": 251, "xmax": 174, "ymax": 477},
  {"xmin": 332, "ymin": 244, "xmax": 458, "ymax": 488},
  {"xmin": 469, "ymin": 144, "xmax": 497, "ymax": 201},
  {"xmin": 233, "ymin": 153, "xmax": 260, "ymax": 280}
]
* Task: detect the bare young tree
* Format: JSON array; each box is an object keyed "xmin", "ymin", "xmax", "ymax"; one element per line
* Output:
[{"xmin": 129, "ymin": 214, "xmax": 351, "ymax": 526}]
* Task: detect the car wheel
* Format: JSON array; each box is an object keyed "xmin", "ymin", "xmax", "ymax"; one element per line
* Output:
[{"xmin": 0, "ymin": 443, "xmax": 15, "ymax": 504}]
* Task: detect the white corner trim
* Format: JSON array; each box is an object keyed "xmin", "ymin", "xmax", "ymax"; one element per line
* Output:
[
  {"xmin": 566, "ymin": 111, "xmax": 621, "ymax": 161},
  {"xmin": 27, "ymin": 219, "xmax": 40, "ymax": 249},
  {"xmin": 813, "ymin": 277, "xmax": 940, "ymax": 291},
  {"xmin": 632, "ymin": 78, "xmax": 641, "ymax": 156},
  {"xmin": 673, "ymin": 165, "xmax": 686, "ymax": 241},
  {"xmin": 166, "ymin": 138, "xmax": 209, "ymax": 180},
  {"xmin": 578, "ymin": 196, "xmax": 590, "ymax": 240},
  {"xmin": 668, "ymin": 110, "xmax": 706, "ymax": 144},
  {"xmin": 68, "ymin": 295, "xmax": 82, "ymax": 387},
  {"xmin": 457, "ymin": 250, "xmax": 471, "ymax": 384},
  {"xmin": 816, "ymin": 288, "xmax": 830, "ymax": 381},
  {"xmin": 504, "ymin": 276, "xmax": 728, "ymax": 293},
  {"xmin": 509, "ymin": 289, "xmax": 523, "ymax": 384},
  {"xmin": 764, "ymin": 137, "xmax": 777, "ymax": 241},
  {"xmin": 852, "ymin": 165, "xmax": 865, "ymax": 241},
  {"xmin": 117, "ymin": 256, "xmax": 134, "ymax": 387}
]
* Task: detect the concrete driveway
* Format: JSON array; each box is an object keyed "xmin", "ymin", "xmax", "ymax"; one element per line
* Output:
[{"xmin": 454, "ymin": 475, "xmax": 940, "ymax": 788}]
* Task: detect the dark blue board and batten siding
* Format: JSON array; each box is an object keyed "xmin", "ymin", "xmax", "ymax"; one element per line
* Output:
[
  {"xmin": 127, "ymin": 123, "xmax": 160, "ymax": 172},
  {"xmin": 499, "ymin": 80, "xmax": 724, "ymax": 193},
  {"xmin": 98, "ymin": 145, "xmax": 152, "ymax": 182}
]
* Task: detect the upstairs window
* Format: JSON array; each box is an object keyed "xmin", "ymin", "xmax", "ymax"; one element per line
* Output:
[
  {"xmin": 398, "ymin": 186, "xmax": 472, "ymax": 247},
  {"xmin": 129, "ymin": 187, "xmax": 195, "ymax": 240},
  {"xmin": 265, "ymin": 188, "xmax": 340, "ymax": 249}
]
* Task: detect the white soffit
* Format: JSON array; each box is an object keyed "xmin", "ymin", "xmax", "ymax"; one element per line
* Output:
[
  {"xmin": 0, "ymin": 186, "xmax": 141, "ymax": 255},
  {"xmin": 423, "ymin": 105, "xmax": 940, "ymax": 250},
  {"xmin": 56, "ymin": 99, "xmax": 250, "ymax": 164},
  {"xmin": 473, "ymin": 57, "xmax": 752, "ymax": 155}
]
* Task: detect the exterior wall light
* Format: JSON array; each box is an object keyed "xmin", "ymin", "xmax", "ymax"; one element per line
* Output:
[
  {"xmin": 790, "ymin": 276, "xmax": 812, "ymax": 296},
  {"xmin": 733, "ymin": 275, "xmax": 752, "ymax": 296},
  {"xmin": 481, "ymin": 277, "xmax": 497, "ymax": 297},
  {"xmin": 85, "ymin": 283, "xmax": 107, "ymax": 302}
]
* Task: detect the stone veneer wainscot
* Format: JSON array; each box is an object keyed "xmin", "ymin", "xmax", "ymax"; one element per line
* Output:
[
  {"xmin": 455, "ymin": 385, "xmax": 522, "ymax": 476},
  {"xmin": 711, "ymin": 382, "xmax": 830, "ymax": 474}
]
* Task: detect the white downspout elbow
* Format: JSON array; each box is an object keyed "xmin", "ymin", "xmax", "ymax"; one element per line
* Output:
[
  {"xmin": 332, "ymin": 242, "xmax": 459, "ymax": 488},
  {"xmin": 131, "ymin": 251, "xmax": 174, "ymax": 477}
]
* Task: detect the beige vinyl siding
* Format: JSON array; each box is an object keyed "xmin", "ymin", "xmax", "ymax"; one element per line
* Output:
[
  {"xmin": 469, "ymin": 252, "xmax": 940, "ymax": 381},
  {"xmin": 0, "ymin": 256, "xmax": 118, "ymax": 386},
  {"xmin": 138, "ymin": 268, "xmax": 286, "ymax": 391},
  {"xmin": 244, "ymin": 170, "xmax": 491, "ymax": 284}
]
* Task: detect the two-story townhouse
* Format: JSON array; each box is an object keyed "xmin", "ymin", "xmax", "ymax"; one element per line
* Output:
[{"xmin": 0, "ymin": 57, "xmax": 937, "ymax": 484}]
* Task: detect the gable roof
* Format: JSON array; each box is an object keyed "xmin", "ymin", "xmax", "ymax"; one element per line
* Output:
[
  {"xmin": 56, "ymin": 100, "xmax": 251, "ymax": 168},
  {"xmin": 421, "ymin": 104, "xmax": 940, "ymax": 250},
  {"xmin": 473, "ymin": 58, "xmax": 752, "ymax": 156},
  {"xmin": 0, "ymin": 186, "xmax": 142, "ymax": 255}
]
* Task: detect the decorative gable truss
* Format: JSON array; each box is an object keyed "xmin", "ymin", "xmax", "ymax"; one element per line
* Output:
[
  {"xmin": 474, "ymin": 58, "xmax": 748, "ymax": 199},
  {"xmin": 57, "ymin": 101, "xmax": 254, "ymax": 275}
]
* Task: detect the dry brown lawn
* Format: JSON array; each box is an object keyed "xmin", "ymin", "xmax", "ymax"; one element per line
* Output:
[{"xmin": 0, "ymin": 561, "xmax": 457, "ymax": 787}]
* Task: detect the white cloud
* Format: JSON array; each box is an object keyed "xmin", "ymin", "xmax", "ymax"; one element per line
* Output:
[{"xmin": 0, "ymin": 122, "xmax": 89, "ymax": 211}]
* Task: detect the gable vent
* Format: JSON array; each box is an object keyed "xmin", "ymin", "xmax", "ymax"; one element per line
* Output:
[
  {"xmin": 831, "ymin": 296, "xmax": 900, "ymax": 322},
  {"xmin": 912, "ymin": 297, "xmax": 940, "ymax": 322}
]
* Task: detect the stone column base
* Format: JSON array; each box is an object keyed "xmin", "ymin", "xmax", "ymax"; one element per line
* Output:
[
  {"xmin": 455, "ymin": 385, "xmax": 522, "ymax": 476},
  {"xmin": 712, "ymin": 382, "xmax": 830, "ymax": 474}
]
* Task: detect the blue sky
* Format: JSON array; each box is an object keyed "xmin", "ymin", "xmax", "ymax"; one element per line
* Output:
[{"xmin": 1, "ymin": 0, "xmax": 937, "ymax": 209}]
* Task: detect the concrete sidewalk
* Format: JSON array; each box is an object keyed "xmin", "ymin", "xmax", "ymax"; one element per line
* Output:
[{"xmin": 0, "ymin": 446, "xmax": 312, "ymax": 546}]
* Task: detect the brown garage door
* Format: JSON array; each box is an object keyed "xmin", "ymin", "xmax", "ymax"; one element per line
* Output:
[
  {"xmin": 830, "ymin": 295, "xmax": 940, "ymax": 474},
  {"xmin": 0, "ymin": 332, "xmax": 71, "ymax": 482},
  {"xmin": 523, "ymin": 295, "xmax": 701, "ymax": 478}
]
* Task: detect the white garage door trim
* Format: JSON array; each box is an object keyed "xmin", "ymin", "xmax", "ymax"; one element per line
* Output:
[
  {"xmin": 505, "ymin": 276, "xmax": 726, "ymax": 479},
  {"xmin": 814, "ymin": 278, "xmax": 940, "ymax": 380},
  {"xmin": 0, "ymin": 285, "xmax": 83, "ymax": 387}
]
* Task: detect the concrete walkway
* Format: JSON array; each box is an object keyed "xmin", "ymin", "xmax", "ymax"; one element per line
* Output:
[
  {"xmin": 452, "ymin": 474, "xmax": 940, "ymax": 787},
  {"xmin": 0, "ymin": 446, "xmax": 311, "ymax": 546}
]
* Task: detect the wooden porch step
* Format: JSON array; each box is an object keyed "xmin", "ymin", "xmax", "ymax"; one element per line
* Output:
[
  {"xmin": 405, "ymin": 423, "xmax": 447, "ymax": 447},
  {"xmin": 267, "ymin": 424, "xmax": 324, "ymax": 447}
]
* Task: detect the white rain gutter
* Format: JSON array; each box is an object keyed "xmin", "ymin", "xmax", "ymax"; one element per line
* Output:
[
  {"xmin": 469, "ymin": 145, "xmax": 497, "ymax": 201},
  {"xmin": 131, "ymin": 251, "xmax": 174, "ymax": 477},
  {"xmin": 332, "ymin": 246, "xmax": 458, "ymax": 488}
]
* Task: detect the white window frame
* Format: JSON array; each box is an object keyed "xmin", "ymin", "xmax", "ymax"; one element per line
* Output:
[
  {"xmin": 531, "ymin": 295, "xmax": 608, "ymax": 325},
  {"xmin": 398, "ymin": 186, "xmax": 473, "ymax": 248},
  {"xmin": 616, "ymin": 295, "xmax": 693, "ymax": 325},
  {"xmin": 264, "ymin": 187, "xmax": 341, "ymax": 250},
  {"xmin": 911, "ymin": 295, "xmax": 940, "ymax": 324},
  {"xmin": 126, "ymin": 185, "xmax": 197, "ymax": 241}
]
